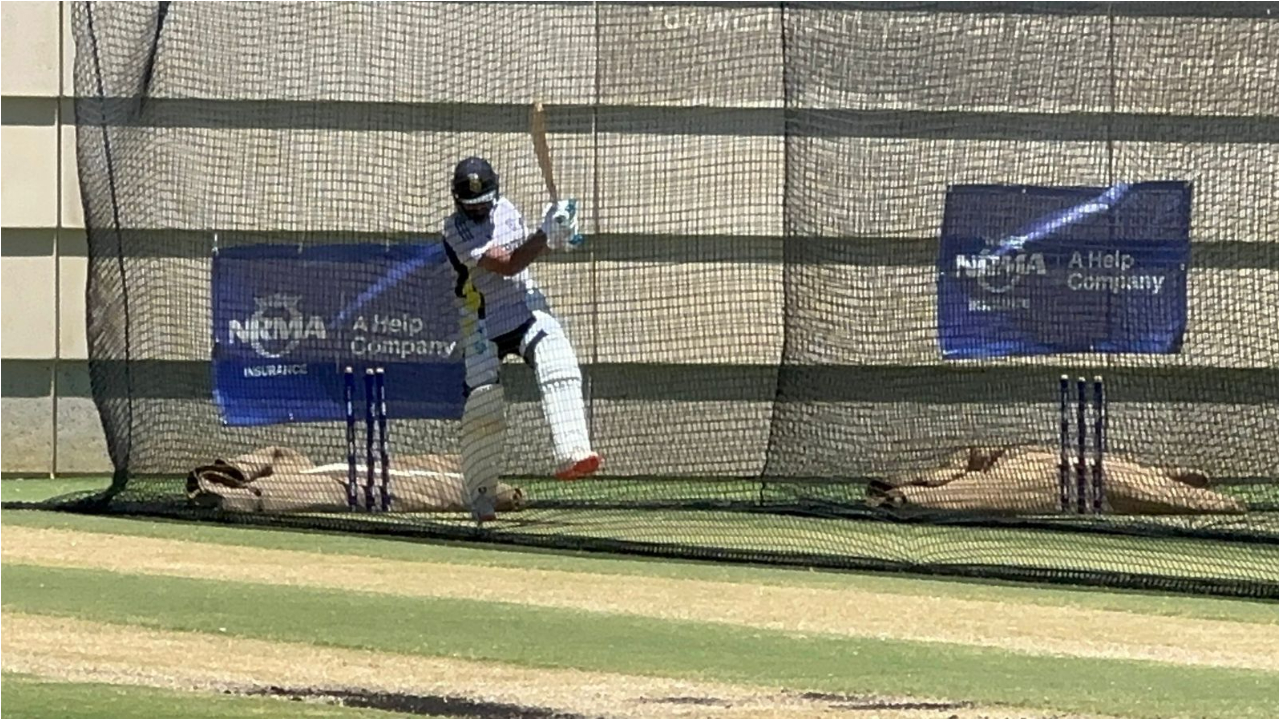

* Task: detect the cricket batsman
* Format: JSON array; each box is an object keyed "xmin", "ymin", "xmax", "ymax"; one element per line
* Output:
[{"xmin": 441, "ymin": 156, "xmax": 601, "ymax": 523}]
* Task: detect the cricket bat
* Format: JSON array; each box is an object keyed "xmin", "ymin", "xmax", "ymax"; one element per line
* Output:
[{"xmin": 530, "ymin": 101, "xmax": 559, "ymax": 202}]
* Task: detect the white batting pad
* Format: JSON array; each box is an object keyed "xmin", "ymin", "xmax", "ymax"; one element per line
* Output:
[
  {"xmin": 461, "ymin": 383, "xmax": 506, "ymax": 509},
  {"xmin": 521, "ymin": 311, "xmax": 592, "ymax": 464}
]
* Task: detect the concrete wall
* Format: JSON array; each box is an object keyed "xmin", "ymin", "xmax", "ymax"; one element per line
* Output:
[
  {"xmin": 2, "ymin": 2, "xmax": 108, "ymax": 475},
  {"xmin": 4, "ymin": 2, "xmax": 1276, "ymax": 478}
]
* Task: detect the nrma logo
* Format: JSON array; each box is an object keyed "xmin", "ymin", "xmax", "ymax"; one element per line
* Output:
[
  {"xmin": 227, "ymin": 294, "xmax": 327, "ymax": 359},
  {"xmin": 954, "ymin": 249, "xmax": 1046, "ymax": 294}
]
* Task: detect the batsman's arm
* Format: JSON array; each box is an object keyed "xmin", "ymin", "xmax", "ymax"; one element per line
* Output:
[{"xmin": 478, "ymin": 230, "xmax": 549, "ymax": 277}]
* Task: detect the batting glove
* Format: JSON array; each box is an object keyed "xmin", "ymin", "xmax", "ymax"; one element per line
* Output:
[{"xmin": 541, "ymin": 199, "xmax": 584, "ymax": 251}]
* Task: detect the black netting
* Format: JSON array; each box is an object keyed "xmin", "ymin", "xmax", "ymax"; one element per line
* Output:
[{"xmin": 46, "ymin": 2, "xmax": 1279, "ymax": 597}]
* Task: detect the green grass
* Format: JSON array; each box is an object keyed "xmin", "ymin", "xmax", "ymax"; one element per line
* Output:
[
  {"xmin": 494, "ymin": 508, "xmax": 1277, "ymax": 583},
  {"xmin": 0, "ymin": 674, "xmax": 417, "ymax": 718},
  {"xmin": 6, "ymin": 474, "xmax": 1274, "ymax": 593},
  {"xmin": 3, "ymin": 508, "xmax": 1274, "ymax": 624},
  {"xmin": 3, "ymin": 563, "xmax": 1276, "ymax": 718},
  {"xmin": 1, "ymin": 477, "xmax": 111, "ymax": 503}
]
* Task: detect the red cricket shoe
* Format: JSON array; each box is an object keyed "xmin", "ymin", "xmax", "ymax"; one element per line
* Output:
[{"xmin": 555, "ymin": 452, "xmax": 602, "ymax": 481}]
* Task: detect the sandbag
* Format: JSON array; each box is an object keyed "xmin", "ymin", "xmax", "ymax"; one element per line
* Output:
[
  {"xmin": 867, "ymin": 445, "xmax": 1245, "ymax": 515},
  {"xmin": 186, "ymin": 446, "xmax": 524, "ymax": 514}
]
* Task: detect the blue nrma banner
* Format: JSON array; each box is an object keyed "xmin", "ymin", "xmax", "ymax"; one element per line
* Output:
[
  {"xmin": 212, "ymin": 243, "xmax": 464, "ymax": 426},
  {"xmin": 937, "ymin": 181, "xmax": 1191, "ymax": 360}
]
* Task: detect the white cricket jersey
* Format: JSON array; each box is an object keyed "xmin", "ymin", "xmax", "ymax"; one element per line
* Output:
[{"xmin": 441, "ymin": 197, "xmax": 543, "ymax": 339}]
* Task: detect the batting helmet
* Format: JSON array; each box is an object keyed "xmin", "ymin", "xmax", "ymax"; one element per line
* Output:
[{"xmin": 452, "ymin": 156, "xmax": 500, "ymax": 207}]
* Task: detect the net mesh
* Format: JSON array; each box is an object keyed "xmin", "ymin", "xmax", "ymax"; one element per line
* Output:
[{"xmin": 53, "ymin": 1, "xmax": 1278, "ymax": 597}]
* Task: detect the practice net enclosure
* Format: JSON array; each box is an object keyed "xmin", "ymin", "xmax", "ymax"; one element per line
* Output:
[{"xmin": 58, "ymin": 2, "xmax": 1278, "ymax": 596}]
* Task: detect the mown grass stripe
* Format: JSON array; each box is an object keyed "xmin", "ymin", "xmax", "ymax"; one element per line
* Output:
[
  {"xmin": 4, "ymin": 613, "xmax": 1030, "ymax": 719},
  {"xmin": 10, "ymin": 526, "xmax": 1269, "ymax": 670},
  {"xmin": 3, "ymin": 564, "xmax": 1275, "ymax": 718},
  {"xmin": 2, "ymin": 508, "xmax": 1274, "ymax": 625},
  {"xmin": 0, "ymin": 673, "xmax": 417, "ymax": 719}
]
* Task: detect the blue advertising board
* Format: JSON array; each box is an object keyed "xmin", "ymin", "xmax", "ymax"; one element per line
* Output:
[
  {"xmin": 937, "ymin": 182, "xmax": 1190, "ymax": 359},
  {"xmin": 211, "ymin": 243, "xmax": 465, "ymax": 426}
]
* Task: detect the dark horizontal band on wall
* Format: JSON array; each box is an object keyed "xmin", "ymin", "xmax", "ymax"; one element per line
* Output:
[
  {"xmin": 546, "ymin": 235, "xmax": 1278, "ymax": 270},
  {"xmin": 12, "ymin": 359, "xmax": 1274, "ymax": 404},
  {"xmin": 791, "ymin": 2, "xmax": 1278, "ymax": 18},
  {"xmin": 439, "ymin": 2, "xmax": 1276, "ymax": 19},
  {"xmin": 0, "ymin": 96, "xmax": 60, "ymax": 127},
  {"xmin": 72, "ymin": 100, "xmax": 1278, "ymax": 144},
  {"xmin": 54, "ymin": 230, "xmax": 1280, "ymax": 270}
]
